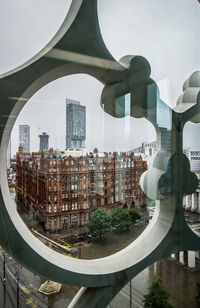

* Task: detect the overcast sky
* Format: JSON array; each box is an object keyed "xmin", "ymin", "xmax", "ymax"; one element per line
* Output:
[{"xmin": 0, "ymin": 0, "xmax": 199, "ymax": 155}]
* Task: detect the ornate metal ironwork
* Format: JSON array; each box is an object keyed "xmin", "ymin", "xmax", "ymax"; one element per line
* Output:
[{"xmin": 0, "ymin": 1, "xmax": 200, "ymax": 307}]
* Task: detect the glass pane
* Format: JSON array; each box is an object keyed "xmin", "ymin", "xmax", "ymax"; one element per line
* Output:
[
  {"xmin": 8, "ymin": 74, "xmax": 155, "ymax": 259},
  {"xmin": 0, "ymin": 0, "xmax": 72, "ymax": 74}
]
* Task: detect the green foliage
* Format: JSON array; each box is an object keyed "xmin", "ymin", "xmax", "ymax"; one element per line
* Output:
[
  {"xmin": 143, "ymin": 277, "xmax": 173, "ymax": 308},
  {"xmin": 111, "ymin": 207, "xmax": 132, "ymax": 231},
  {"xmin": 87, "ymin": 209, "xmax": 112, "ymax": 240},
  {"xmin": 129, "ymin": 208, "xmax": 141, "ymax": 222},
  {"xmin": 150, "ymin": 200, "xmax": 156, "ymax": 207},
  {"xmin": 195, "ymin": 280, "xmax": 200, "ymax": 307}
]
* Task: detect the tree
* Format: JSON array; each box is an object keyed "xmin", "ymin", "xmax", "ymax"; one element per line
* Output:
[
  {"xmin": 195, "ymin": 280, "xmax": 200, "ymax": 308},
  {"xmin": 129, "ymin": 208, "xmax": 141, "ymax": 223},
  {"xmin": 150, "ymin": 200, "xmax": 156, "ymax": 207},
  {"xmin": 87, "ymin": 209, "xmax": 112, "ymax": 240},
  {"xmin": 143, "ymin": 277, "xmax": 173, "ymax": 308},
  {"xmin": 111, "ymin": 207, "xmax": 132, "ymax": 231}
]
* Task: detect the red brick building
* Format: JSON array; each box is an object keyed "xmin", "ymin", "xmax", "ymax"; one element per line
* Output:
[{"xmin": 16, "ymin": 147, "xmax": 147, "ymax": 232}]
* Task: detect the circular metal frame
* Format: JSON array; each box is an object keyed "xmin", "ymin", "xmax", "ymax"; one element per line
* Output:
[{"xmin": 0, "ymin": 1, "xmax": 200, "ymax": 306}]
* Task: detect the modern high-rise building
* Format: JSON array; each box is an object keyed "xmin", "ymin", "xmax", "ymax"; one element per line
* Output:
[
  {"xmin": 19, "ymin": 125, "xmax": 30, "ymax": 152},
  {"xmin": 7, "ymin": 139, "xmax": 11, "ymax": 169},
  {"xmin": 66, "ymin": 99, "xmax": 86, "ymax": 149},
  {"xmin": 39, "ymin": 132, "xmax": 49, "ymax": 152}
]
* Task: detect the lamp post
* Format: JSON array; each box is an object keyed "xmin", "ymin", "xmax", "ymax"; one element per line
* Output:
[
  {"xmin": 15, "ymin": 265, "xmax": 20, "ymax": 308},
  {"xmin": 3, "ymin": 251, "xmax": 6, "ymax": 306},
  {"xmin": 130, "ymin": 279, "xmax": 132, "ymax": 308},
  {"xmin": 79, "ymin": 225, "xmax": 81, "ymax": 259}
]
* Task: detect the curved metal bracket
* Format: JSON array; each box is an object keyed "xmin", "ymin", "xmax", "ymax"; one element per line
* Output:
[{"xmin": 0, "ymin": 1, "xmax": 200, "ymax": 307}]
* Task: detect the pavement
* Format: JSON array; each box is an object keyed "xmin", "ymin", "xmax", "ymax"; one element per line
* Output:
[{"xmin": 0, "ymin": 248, "xmax": 78, "ymax": 308}]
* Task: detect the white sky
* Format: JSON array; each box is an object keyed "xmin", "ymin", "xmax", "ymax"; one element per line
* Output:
[{"xmin": 0, "ymin": 0, "xmax": 200, "ymax": 155}]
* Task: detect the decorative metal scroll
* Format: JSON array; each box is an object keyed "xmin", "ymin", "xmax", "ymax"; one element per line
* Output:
[{"xmin": 0, "ymin": 1, "xmax": 199, "ymax": 307}]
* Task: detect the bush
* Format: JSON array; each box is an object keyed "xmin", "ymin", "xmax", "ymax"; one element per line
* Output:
[
  {"xmin": 150, "ymin": 200, "xmax": 156, "ymax": 207},
  {"xmin": 111, "ymin": 207, "xmax": 132, "ymax": 231},
  {"xmin": 143, "ymin": 277, "xmax": 173, "ymax": 308}
]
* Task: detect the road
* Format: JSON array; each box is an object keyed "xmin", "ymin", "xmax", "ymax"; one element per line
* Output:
[
  {"xmin": 0, "ymin": 249, "xmax": 48, "ymax": 308},
  {"xmin": 0, "ymin": 248, "xmax": 78, "ymax": 308}
]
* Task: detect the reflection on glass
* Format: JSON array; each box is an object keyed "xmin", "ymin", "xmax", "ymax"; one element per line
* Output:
[
  {"xmin": 6, "ymin": 76, "xmax": 156, "ymax": 259},
  {"xmin": 1, "ymin": 1, "xmax": 200, "ymax": 306},
  {"xmin": 183, "ymin": 124, "xmax": 200, "ymax": 234}
]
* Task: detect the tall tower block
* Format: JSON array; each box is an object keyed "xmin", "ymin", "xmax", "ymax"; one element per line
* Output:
[
  {"xmin": 39, "ymin": 132, "xmax": 49, "ymax": 151},
  {"xmin": 66, "ymin": 99, "xmax": 86, "ymax": 149},
  {"xmin": 19, "ymin": 125, "xmax": 30, "ymax": 152}
]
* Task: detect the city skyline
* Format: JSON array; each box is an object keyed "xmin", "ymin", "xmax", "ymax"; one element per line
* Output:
[
  {"xmin": 1, "ymin": 0, "xmax": 199, "ymax": 155},
  {"xmin": 10, "ymin": 85, "xmax": 199, "ymax": 157}
]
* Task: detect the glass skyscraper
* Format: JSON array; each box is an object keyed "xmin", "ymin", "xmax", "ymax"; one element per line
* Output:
[
  {"xmin": 39, "ymin": 132, "xmax": 49, "ymax": 152},
  {"xmin": 19, "ymin": 125, "xmax": 30, "ymax": 152},
  {"xmin": 66, "ymin": 99, "xmax": 86, "ymax": 149}
]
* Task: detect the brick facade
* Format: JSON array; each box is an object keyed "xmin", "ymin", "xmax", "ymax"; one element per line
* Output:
[{"xmin": 16, "ymin": 147, "xmax": 147, "ymax": 232}]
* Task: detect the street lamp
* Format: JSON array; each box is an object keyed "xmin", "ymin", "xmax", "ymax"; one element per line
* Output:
[
  {"xmin": 14, "ymin": 264, "xmax": 20, "ymax": 308},
  {"xmin": 3, "ymin": 251, "xmax": 6, "ymax": 305}
]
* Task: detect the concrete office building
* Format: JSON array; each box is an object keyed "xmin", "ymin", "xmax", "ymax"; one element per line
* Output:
[
  {"xmin": 190, "ymin": 151, "xmax": 200, "ymax": 172},
  {"xmin": 66, "ymin": 99, "xmax": 86, "ymax": 149},
  {"xmin": 39, "ymin": 132, "xmax": 49, "ymax": 152},
  {"xmin": 133, "ymin": 141, "xmax": 157, "ymax": 157},
  {"xmin": 183, "ymin": 172, "xmax": 200, "ymax": 212},
  {"xmin": 19, "ymin": 125, "xmax": 30, "ymax": 153},
  {"xmin": 183, "ymin": 148, "xmax": 200, "ymax": 172}
]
